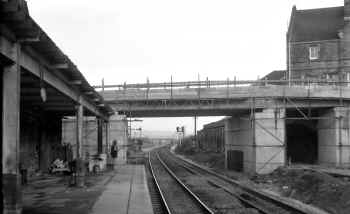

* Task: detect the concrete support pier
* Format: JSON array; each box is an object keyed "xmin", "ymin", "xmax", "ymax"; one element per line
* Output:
[
  {"xmin": 2, "ymin": 43, "xmax": 22, "ymax": 214},
  {"xmin": 318, "ymin": 107, "xmax": 350, "ymax": 167},
  {"xmin": 97, "ymin": 117, "xmax": 103, "ymax": 154},
  {"xmin": 105, "ymin": 121, "xmax": 110, "ymax": 154},
  {"xmin": 75, "ymin": 104, "xmax": 85, "ymax": 187},
  {"xmin": 254, "ymin": 109, "xmax": 286, "ymax": 174},
  {"xmin": 225, "ymin": 108, "xmax": 286, "ymax": 174}
]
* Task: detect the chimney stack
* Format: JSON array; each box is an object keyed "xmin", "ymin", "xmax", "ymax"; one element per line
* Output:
[{"xmin": 345, "ymin": 0, "xmax": 350, "ymax": 20}]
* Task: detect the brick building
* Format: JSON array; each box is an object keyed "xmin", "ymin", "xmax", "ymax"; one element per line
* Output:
[
  {"xmin": 287, "ymin": 1, "xmax": 350, "ymax": 82},
  {"xmin": 197, "ymin": 119, "xmax": 225, "ymax": 153}
]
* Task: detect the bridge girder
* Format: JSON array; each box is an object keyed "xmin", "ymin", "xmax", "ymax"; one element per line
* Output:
[
  {"xmin": 108, "ymin": 97, "xmax": 349, "ymax": 117},
  {"xmin": 99, "ymin": 85, "xmax": 350, "ymax": 117}
]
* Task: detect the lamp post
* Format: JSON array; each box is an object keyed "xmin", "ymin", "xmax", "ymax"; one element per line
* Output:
[{"xmin": 194, "ymin": 116, "xmax": 197, "ymax": 149}]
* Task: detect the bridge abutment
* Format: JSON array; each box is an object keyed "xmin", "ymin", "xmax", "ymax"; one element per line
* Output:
[
  {"xmin": 225, "ymin": 108, "xmax": 286, "ymax": 174},
  {"xmin": 225, "ymin": 106, "xmax": 350, "ymax": 174},
  {"xmin": 318, "ymin": 107, "xmax": 350, "ymax": 168}
]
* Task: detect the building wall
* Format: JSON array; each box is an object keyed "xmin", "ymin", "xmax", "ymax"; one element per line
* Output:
[
  {"xmin": 61, "ymin": 114, "xmax": 128, "ymax": 164},
  {"xmin": 288, "ymin": 5, "xmax": 350, "ymax": 82},
  {"xmin": 198, "ymin": 119, "xmax": 225, "ymax": 153},
  {"xmin": 109, "ymin": 114, "xmax": 128, "ymax": 164},
  {"xmin": 20, "ymin": 112, "xmax": 40, "ymax": 175},
  {"xmin": 62, "ymin": 117, "xmax": 102, "ymax": 159},
  {"xmin": 290, "ymin": 40, "xmax": 343, "ymax": 80},
  {"xmin": 20, "ymin": 111, "xmax": 63, "ymax": 175}
]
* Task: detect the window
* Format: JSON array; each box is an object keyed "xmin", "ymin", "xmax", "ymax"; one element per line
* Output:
[{"xmin": 309, "ymin": 45, "xmax": 320, "ymax": 60}]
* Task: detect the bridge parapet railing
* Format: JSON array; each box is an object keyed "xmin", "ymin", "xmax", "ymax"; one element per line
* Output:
[
  {"xmin": 98, "ymin": 79, "xmax": 350, "ymax": 101},
  {"xmin": 94, "ymin": 79, "xmax": 350, "ymax": 91}
]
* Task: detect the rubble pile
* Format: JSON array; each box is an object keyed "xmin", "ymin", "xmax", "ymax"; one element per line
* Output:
[{"xmin": 253, "ymin": 167, "xmax": 350, "ymax": 214}]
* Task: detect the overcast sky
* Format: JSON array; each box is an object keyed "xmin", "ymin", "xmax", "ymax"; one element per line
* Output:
[{"xmin": 27, "ymin": 0, "xmax": 343, "ymax": 137}]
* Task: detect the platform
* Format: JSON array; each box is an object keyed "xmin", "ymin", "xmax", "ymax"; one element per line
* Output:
[{"xmin": 91, "ymin": 165, "xmax": 154, "ymax": 214}]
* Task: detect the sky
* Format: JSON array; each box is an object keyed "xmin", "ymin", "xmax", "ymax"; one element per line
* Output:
[{"xmin": 27, "ymin": 0, "xmax": 344, "ymax": 137}]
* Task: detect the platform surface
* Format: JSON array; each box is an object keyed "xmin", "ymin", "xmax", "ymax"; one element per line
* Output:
[{"xmin": 90, "ymin": 165, "xmax": 154, "ymax": 214}]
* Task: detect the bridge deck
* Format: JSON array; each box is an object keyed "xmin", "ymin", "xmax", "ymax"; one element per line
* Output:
[
  {"xmin": 99, "ymin": 85, "xmax": 350, "ymax": 117},
  {"xmin": 101, "ymin": 85, "xmax": 350, "ymax": 101}
]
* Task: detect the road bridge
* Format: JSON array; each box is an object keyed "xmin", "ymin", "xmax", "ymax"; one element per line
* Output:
[
  {"xmin": 97, "ymin": 80, "xmax": 350, "ymax": 175},
  {"xmin": 97, "ymin": 80, "xmax": 350, "ymax": 117}
]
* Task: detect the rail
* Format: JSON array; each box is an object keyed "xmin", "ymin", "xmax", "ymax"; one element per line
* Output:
[
  {"xmin": 167, "ymin": 150, "xmax": 329, "ymax": 214},
  {"xmin": 149, "ymin": 150, "xmax": 215, "ymax": 214},
  {"xmin": 148, "ymin": 152, "xmax": 172, "ymax": 214},
  {"xmin": 156, "ymin": 153, "xmax": 214, "ymax": 214}
]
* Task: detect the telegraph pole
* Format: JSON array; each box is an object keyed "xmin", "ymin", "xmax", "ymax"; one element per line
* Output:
[{"xmin": 194, "ymin": 116, "xmax": 197, "ymax": 148}]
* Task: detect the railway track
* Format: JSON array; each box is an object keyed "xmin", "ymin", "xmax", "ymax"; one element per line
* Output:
[
  {"xmin": 145, "ymin": 156, "xmax": 169, "ymax": 214},
  {"xmin": 155, "ymin": 148, "xmax": 323, "ymax": 214},
  {"xmin": 148, "ymin": 150, "xmax": 215, "ymax": 214}
]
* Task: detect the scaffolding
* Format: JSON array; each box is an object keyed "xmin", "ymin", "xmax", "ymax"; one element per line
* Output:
[{"xmin": 98, "ymin": 78, "xmax": 350, "ymax": 173}]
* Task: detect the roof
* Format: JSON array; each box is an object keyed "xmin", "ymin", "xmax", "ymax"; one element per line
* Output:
[
  {"xmin": 289, "ymin": 6, "xmax": 344, "ymax": 42},
  {"xmin": 202, "ymin": 118, "xmax": 226, "ymax": 129},
  {"xmin": 0, "ymin": 0, "xmax": 114, "ymax": 116},
  {"xmin": 261, "ymin": 70, "xmax": 286, "ymax": 81}
]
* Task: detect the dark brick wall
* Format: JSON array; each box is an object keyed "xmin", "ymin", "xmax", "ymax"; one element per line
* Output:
[
  {"xmin": 39, "ymin": 114, "xmax": 63, "ymax": 172},
  {"xmin": 290, "ymin": 40, "xmax": 342, "ymax": 79},
  {"xmin": 198, "ymin": 123, "xmax": 225, "ymax": 153},
  {"xmin": 289, "ymin": 16, "xmax": 350, "ymax": 81},
  {"xmin": 20, "ymin": 111, "xmax": 63, "ymax": 175},
  {"xmin": 20, "ymin": 112, "xmax": 40, "ymax": 175}
]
